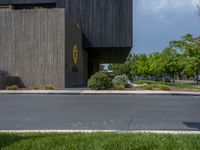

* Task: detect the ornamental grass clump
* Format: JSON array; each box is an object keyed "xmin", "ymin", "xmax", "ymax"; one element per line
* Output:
[
  {"xmin": 6, "ymin": 85, "xmax": 19, "ymax": 90},
  {"xmin": 43, "ymin": 85, "xmax": 56, "ymax": 90},
  {"xmin": 31, "ymin": 86, "xmax": 39, "ymax": 90},
  {"xmin": 88, "ymin": 72, "xmax": 112, "ymax": 90},
  {"xmin": 144, "ymin": 85, "xmax": 153, "ymax": 90},
  {"xmin": 159, "ymin": 85, "xmax": 171, "ymax": 91},
  {"xmin": 134, "ymin": 80, "xmax": 146, "ymax": 85},
  {"xmin": 113, "ymin": 83, "xmax": 125, "ymax": 90},
  {"xmin": 112, "ymin": 75, "xmax": 129, "ymax": 88}
]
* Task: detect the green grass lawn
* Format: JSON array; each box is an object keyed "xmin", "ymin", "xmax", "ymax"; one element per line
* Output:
[
  {"xmin": 0, "ymin": 133, "xmax": 200, "ymax": 150},
  {"xmin": 133, "ymin": 80, "xmax": 200, "ymax": 91}
]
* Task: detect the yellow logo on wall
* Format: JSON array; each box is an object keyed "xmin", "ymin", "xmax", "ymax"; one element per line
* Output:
[{"xmin": 72, "ymin": 45, "xmax": 78, "ymax": 65}]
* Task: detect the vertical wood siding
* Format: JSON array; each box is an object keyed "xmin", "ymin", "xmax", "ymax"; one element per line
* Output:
[
  {"xmin": 65, "ymin": 0, "xmax": 132, "ymax": 48},
  {"xmin": 0, "ymin": 0, "xmax": 133, "ymax": 48},
  {"xmin": 65, "ymin": 12, "xmax": 88, "ymax": 87}
]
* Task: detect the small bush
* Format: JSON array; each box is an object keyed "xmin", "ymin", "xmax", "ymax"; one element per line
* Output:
[
  {"xmin": 113, "ymin": 83, "xmax": 125, "ymax": 90},
  {"xmin": 112, "ymin": 75, "xmax": 129, "ymax": 87},
  {"xmin": 88, "ymin": 72, "xmax": 112, "ymax": 90},
  {"xmin": 159, "ymin": 85, "xmax": 170, "ymax": 91},
  {"xmin": 151, "ymin": 84, "xmax": 160, "ymax": 89},
  {"xmin": 43, "ymin": 85, "xmax": 56, "ymax": 90},
  {"xmin": 144, "ymin": 85, "xmax": 153, "ymax": 90},
  {"xmin": 6, "ymin": 85, "xmax": 19, "ymax": 90},
  {"xmin": 134, "ymin": 80, "xmax": 146, "ymax": 85},
  {"xmin": 30, "ymin": 86, "xmax": 39, "ymax": 90}
]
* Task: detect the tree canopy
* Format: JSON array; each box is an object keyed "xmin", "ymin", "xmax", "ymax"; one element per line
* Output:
[{"xmin": 108, "ymin": 34, "xmax": 200, "ymax": 84}]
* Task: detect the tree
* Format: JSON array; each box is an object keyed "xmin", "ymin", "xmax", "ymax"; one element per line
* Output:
[
  {"xmin": 147, "ymin": 52, "xmax": 163, "ymax": 77},
  {"xmin": 108, "ymin": 54, "xmax": 133, "ymax": 79},
  {"xmin": 108, "ymin": 64, "xmax": 120, "ymax": 74},
  {"xmin": 108, "ymin": 34, "xmax": 200, "ymax": 84},
  {"xmin": 182, "ymin": 57, "xmax": 197, "ymax": 78},
  {"xmin": 171, "ymin": 34, "xmax": 200, "ymax": 84},
  {"xmin": 131, "ymin": 54, "xmax": 149, "ymax": 77},
  {"xmin": 161, "ymin": 47, "xmax": 183, "ymax": 84}
]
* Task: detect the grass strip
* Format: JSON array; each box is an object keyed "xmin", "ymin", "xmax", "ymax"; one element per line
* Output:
[{"xmin": 0, "ymin": 132, "xmax": 200, "ymax": 150}]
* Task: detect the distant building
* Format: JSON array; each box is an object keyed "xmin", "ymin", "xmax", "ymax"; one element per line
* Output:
[{"xmin": 0, "ymin": 0, "xmax": 132, "ymax": 88}]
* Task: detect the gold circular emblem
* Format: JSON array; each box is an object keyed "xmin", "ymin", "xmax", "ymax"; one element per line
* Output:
[{"xmin": 72, "ymin": 45, "xmax": 78, "ymax": 65}]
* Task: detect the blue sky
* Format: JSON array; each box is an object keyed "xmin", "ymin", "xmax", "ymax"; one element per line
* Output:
[{"xmin": 133, "ymin": 0, "xmax": 200, "ymax": 54}]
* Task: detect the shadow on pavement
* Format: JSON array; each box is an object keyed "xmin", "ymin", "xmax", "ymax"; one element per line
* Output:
[{"xmin": 183, "ymin": 122, "xmax": 200, "ymax": 130}]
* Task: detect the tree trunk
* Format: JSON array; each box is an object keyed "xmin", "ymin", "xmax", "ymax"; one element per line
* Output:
[
  {"xmin": 197, "ymin": 70, "xmax": 199, "ymax": 85},
  {"xmin": 173, "ymin": 75, "xmax": 175, "ymax": 84}
]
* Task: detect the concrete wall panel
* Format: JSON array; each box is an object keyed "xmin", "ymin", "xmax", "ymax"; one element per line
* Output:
[{"xmin": 0, "ymin": 9, "xmax": 65, "ymax": 88}]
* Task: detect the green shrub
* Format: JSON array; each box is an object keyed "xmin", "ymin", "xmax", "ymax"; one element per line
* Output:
[
  {"xmin": 31, "ymin": 86, "xmax": 39, "ymax": 90},
  {"xmin": 159, "ymin": 85, "xmax": 170, "ymax": 91},
  {"xmin": 88, "ymin": 72, "xmax": 112, "ymax": 90},
  {"xmin": 43, "ymin": 85, "xmax": 56, "ymax": 90},
  {"xmin": 113, "ymin": 83, "xmax": 125, "ymax": 90},
  {"xmin": 143, "ymin": 84, "xmax": 170, "ymax": 90},
  {"xmin": 112, "ymin": 75, "xmax": 129, "ymax": 87},
  {"xmin": 6, "ymin": 85, "xmax": 19, "ymax": 90},
  {"xmin": 134, "ymin": 80, "xmax": 146, "ymax": 85},
  {"xmin": 144, "ymin": 85, "xmax": 153, "ymax": 90},
  {"xmin": 151, "ymin": 84, "xmax": 160, "ymax": 89}
]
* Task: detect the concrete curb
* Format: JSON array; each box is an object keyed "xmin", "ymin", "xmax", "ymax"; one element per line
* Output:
[
  {"xmin": 0, "ymin": 90, "xmax": 200, "ymax": 96},
  {"xmin": 0, "ymin": 130, "xmax": 200, "ymax": 134}
]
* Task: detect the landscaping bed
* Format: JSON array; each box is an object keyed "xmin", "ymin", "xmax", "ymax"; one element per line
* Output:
[
  {"xmin": 132, "ymin": 81, "xmax": 200, "ymax": 92},
  {"xmin": 87, "ymin": 72, "xmax": 200, "ymax": 92},
  {"xmin": 0, "ymin": 132, "xmax": 200, "ymax": 150}
]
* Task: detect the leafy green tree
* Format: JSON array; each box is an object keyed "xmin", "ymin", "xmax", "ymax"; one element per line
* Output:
[
  {"xmin": 182, "ymin": 57, "xmax": 197, "ymax": 78},
  {"xmin": 160, "ymin": 47, "xmax": 183, "ymax": 83},
  {"xmin": 109, "ymin": 34, "xmax": 200, "ymax": 84},
  {"xmin": 171, "ymin": 34, "xmax": 200, "ymax": 84},
  {"xmin": 108, "ymin": 54, "xmax": 133, "ymax": 79},
  {"xmin": 147, "ymin": 52, "xmax": 163, "ymax": 77},
  {"xmin": 131, "ymin": 54, "xmax": 149, "ymax": 77},
  {"xmin": 108, "ymin": 64, "xmax": 119, "ymax": 73}
]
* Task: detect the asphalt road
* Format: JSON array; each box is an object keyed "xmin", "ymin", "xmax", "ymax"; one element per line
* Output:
[{"xmin": 0, "ymin": 95, "xmax": 199, "ymax": 131}]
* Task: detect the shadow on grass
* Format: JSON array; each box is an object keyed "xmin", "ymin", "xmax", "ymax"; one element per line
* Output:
[
  {"xmin": 0, "ymin": 133, "xmax": 45, "ymax": 149},
  {"xmin": 183, "ymin": 122, "xmax": 200, "ymax": 130}
]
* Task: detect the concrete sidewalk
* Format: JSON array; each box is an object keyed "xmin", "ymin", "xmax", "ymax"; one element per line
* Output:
[{"xmin": 0, "ymin": 89, "xmax": 200, "ymax": 96}]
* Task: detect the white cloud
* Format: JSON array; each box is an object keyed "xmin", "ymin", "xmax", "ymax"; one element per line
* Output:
[{"xmin": 139, "ymin": 0, "xmax": 199, "ymax": 14}]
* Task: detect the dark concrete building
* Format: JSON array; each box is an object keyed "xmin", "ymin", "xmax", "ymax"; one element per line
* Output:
[{"xmin": 0, "ymin": 0, "xmax": 132, "ymax": 88}]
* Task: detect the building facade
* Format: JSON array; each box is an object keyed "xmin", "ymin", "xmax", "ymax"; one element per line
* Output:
[{"xmin": 0, "ymin": 0, "xmax": 132, "ymax": 88}]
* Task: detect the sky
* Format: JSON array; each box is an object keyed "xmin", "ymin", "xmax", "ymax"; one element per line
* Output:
[{"xmin": 133, "ymin": 0, "xmax": 200, "ymax": 54}]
